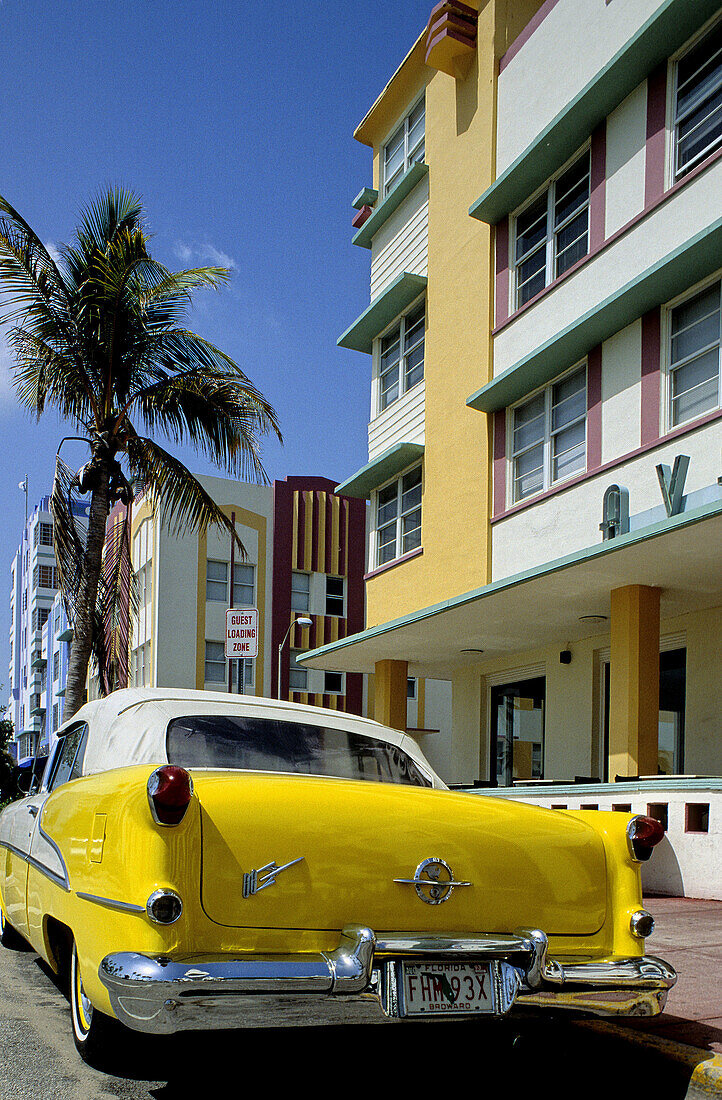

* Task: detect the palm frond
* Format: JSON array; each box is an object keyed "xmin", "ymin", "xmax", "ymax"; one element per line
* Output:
[
  {"xmin": 76, "ymin": 187, "xmax": 144, "ymax": 254},
  {"xmin": 50, "ymin": 456, "xmax": 88, "ymax": 623},
  {"xmin": 125, "ymin": 433, "xmax": 247, "ymax": 555}
]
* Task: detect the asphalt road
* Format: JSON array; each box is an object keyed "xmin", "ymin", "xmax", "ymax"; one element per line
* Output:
[{"xmin": 0, "ymin": 936, "xmax": 706, "ymax": 1099}]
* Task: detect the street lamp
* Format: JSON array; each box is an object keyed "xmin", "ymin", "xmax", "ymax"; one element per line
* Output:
[{"xmin": 278, "ymin": 616, "xmax": 313, "ymax": 700}]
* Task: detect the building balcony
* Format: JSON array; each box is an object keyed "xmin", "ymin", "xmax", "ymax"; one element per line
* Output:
[
  {"xmin": 29, "ymin": 695, "xmax": 45, "ymax": 717},
  {"xmin": 30, "ymin": 649, "xmax": 46, "ymax": 669}
]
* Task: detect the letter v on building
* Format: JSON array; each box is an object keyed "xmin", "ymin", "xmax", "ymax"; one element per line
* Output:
[{"xmin": 656, "ymin": 455, "xmax": 689, "ymax": 517}]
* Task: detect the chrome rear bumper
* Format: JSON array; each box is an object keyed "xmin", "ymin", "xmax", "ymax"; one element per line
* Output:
[{"xmin": 99, "ymin": 925, "xmax": 677, "ymax": 1034}]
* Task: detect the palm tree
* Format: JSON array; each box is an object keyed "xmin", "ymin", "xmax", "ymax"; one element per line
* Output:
[{"xmin": 0, "ymin": 188, "xmax": 281, "ymax": 718}]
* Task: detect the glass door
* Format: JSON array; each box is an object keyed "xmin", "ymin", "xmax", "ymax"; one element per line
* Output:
[{"xmin": 490, "ymin": 677, "xmax": 545, "ymax": 787}]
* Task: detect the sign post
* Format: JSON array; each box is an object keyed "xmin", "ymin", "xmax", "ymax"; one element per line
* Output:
[{"xmin": 225, "ymin": 608, "xmax": 258, "ymax": 695}]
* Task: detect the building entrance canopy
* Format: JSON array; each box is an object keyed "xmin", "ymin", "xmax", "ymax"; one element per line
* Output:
[{"xmin": 301, "ymin": 502, "xmax": 722, "ymax": 680}]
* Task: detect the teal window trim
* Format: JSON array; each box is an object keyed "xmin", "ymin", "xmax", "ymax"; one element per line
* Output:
[
  {"xmin": 337, "ymin": 272, "xmax": 427, "ymax": 354},
  {"xmin": 469, "ymin": 0, "xmax": 722, "ymax": 226},
  {"xmin": 335, "ymin": 442, "xmax": 425, "ymax": 500},
  {"xmin": 468, "ymin": 214, "xmax": 722, "ymax": 414},
  {"xmin": 352, "ymin": 162, "xmax": 429, "ymax": 249}
]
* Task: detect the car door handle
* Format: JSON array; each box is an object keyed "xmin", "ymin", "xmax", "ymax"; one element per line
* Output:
[{"xmin": 28, "ymin": 805, "xmax": 39, "ymax": 817}]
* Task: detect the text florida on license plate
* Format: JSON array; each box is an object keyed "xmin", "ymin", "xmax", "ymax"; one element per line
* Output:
[{"xmin": 403, "ymin": 962, "xmax": 495, "ymax": 1014}]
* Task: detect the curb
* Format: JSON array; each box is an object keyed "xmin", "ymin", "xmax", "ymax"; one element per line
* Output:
[{"xmin": 576, "ymin": 1021, "xmax": 722, "ymax": 1096}]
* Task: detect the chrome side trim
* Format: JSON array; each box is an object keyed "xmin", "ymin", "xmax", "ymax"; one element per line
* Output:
[
  {"xmin": 37, "ymin": 826, "xmax": 70, "ymax": 890},
  {"xmin": 77, "ymin": 892, "xmax": 146, "ymax": 915},
  {"xmin": 0, "ymin": 839, "xmax": 70, "ymax": 893}
]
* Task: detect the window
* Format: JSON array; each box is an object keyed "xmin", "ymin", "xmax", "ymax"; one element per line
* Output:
[
  {"xmin": 491, "ymin": 677, "xmax": 545, "ymax": 787},
  {"xmin": 204, "ymin": 641, "xmax": 226, "ymax": 683},
  {"xmin": 206, "ymin": 560, "xmax": 228, "ymax": 602},
  {"xmin": 47, "ymin": 724, "xmax": 87, "ymax": 790},
  {"xmin": 131, "ymin": 641, "xmax": 151, "ymax": 687},
  {"xmin": 135, "ymin": 562, "xmax": 152, "ymax": 610},
  {"xmin": 289, "ymin": 650, "xmax": 308, "ymax": 691},
  {"xmin": 232, "ymin": 563, "xmax": 255, "ymax": 607},
  {"xmin": 33, "ymin": 564, "xmax": 57, "ymax": 590},
  {"xmin": 668, "ymin": 280, "xmax": 721, "ymax": 426},
  {"xmin": 325, "ymin": 576, "xmax": 344, "ymax": 617},
  {"xmin": 291, "ymin": 572, "xmax": 310, "ymax": 613},
  {"xmin": 378, "ymin": 302, "xmax": 425, "ymax": 412},
  {"xmin": 324, "ymin": 671, "xmax": 344, "ymax": 695},
  {"xmin": 513, "ymin": 151, "xmax": 590, "ymax": 308},
  {"xmin": 510, "ymin": 363, "xmax": 587, "ymax": 502},
  {"xmin": 232, "ymin": 659, "xmax": 254, "ymax": 690},
  {"xmin": 32, "ymin": 606, "xmax": 50, "ymax": 632},
  {"xmin": 34, "ymin": 522, "xmax": 53, "ymax": 548},
  {"xmin": 375, "ymin": 465, "xmax": 422, "ymax": 567},
  {"xmin": 167, "ymin": 715, "xmax": 431, "ymax": 787},
  {"xmin": 382, "ymin": 97, "xmax": 425, "ymax": 197},
  {"xmin": 53, "ymin": 651, "xmax": 59, "ymax": 682},
  {"xmin": 674, "ymin": 19, "xmax": 722, "ymax": 178}
]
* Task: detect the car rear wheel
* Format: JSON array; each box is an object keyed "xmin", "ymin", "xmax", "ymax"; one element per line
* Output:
[
  {"xmin": 0, "ymin": 903, "xmax": 24, "ymax": 949},
  {"xmin": 70, "ymin": 942, "xmax": 117, "ymax": 1063}
]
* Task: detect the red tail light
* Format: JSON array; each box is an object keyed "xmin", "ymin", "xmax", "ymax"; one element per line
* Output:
[
  {"xmin": 627, "ymin": 815, "xmax": 665, "ymax": 862},
  {"xmin": 147, "ymin": 766, "xmax": 193, "ymax": 826}
]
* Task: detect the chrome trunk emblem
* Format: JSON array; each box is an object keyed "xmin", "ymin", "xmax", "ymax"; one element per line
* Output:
[
  {"xmin": 242, "ymin": 857, "xmax": 304, "ymax": 898},
  {"xmin": 394, "ymin": 857, "xmax": 471, "ymax": 905}
]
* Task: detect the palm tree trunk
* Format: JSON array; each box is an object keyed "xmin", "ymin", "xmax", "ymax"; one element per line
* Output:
[{"xmin": 64, "ymin": 461, "xmax": 111, "ymax": 719}]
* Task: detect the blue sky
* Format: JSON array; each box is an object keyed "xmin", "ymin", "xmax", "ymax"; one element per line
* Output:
[{"xmin": 0, "ymin": 0, "xmax": 431, "ymax": 688}]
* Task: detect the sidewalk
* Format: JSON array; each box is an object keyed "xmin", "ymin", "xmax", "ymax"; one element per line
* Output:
[{"xmin": 581, "ymin": 895, "xmax": 722, "ymax": 1094}]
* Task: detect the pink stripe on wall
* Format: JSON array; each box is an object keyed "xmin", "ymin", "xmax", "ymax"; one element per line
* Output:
[
  {"xmin": 495, "ymin": 217, "xmax": 510, "ymax": 327},
  {"xmin": 499, "ymin": 0, "xmax": 561, "ymax": 73},
  {"xmin": 493, "ymin": 409, "xmax": 507, "ymax": 517},
  {"xmin": 590, "ymin": 123, "xmax": 607, "ymax": 251},
  {"xmin": 641, "ymin": 308, "xmax": 662, "ymax": 445},
  {"xmin": 645, "ymin": 63, "xmax": 668, "ymax": 206},
  {"xmin": 586, "ymin": 345, "xmax": 602, "ymax": 470}
]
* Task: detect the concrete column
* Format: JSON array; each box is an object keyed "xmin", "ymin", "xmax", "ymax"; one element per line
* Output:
[
  {"xmin": 374, "ymin": 659, "xmax": 408, "ymax": 732},
  {"xmin": 609, "ymin": 585, "xmax": 660, "ymax": 778},
  {"xmin": 450, "ymin": 669, "xmax": 484, "ymax": 785}
]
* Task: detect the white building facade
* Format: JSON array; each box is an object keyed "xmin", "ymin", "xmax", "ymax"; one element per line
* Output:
[
  {"xmin": 8, "ymin": 497, "xmax": 88, "ymax": 763},
  {"xmin": 464, "ymin": 0, "xmax": 722, "ymax": 896}
]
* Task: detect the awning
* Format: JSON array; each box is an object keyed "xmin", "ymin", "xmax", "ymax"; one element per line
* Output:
[
  {"xmin": 335, "ymin": 442, "xmax": 425, "ymax": 499},
  {"xmin": 468, "ymin": 215, "xmax": 722, "ymax": 413},
  {"xmin": 337, "ymin": 272, "xmax": 427, "ymax": 354},
  {"xmin": 300, "ymin": 499, "xmax": 722, "ymax": 677}
]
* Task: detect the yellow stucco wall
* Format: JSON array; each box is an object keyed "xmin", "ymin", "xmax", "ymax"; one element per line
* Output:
[{"xmin": 364, "ymin": 0, "xmax": 544, "ymax": 629}]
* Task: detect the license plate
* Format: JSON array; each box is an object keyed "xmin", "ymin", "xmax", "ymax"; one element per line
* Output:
[{"xmin": 402, "ymin": 961, "xmax": 497, "ymax": 1015}]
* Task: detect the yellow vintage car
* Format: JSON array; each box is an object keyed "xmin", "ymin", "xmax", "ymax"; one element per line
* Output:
[{"xmin": 0, "ymin": 687, "xmax": 675, "ymax": 1062}]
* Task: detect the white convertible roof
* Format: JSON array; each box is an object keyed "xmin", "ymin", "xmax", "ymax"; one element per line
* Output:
[{"xmin": 65, "ymin": 688, "xmax": 441, "ymax": 785}]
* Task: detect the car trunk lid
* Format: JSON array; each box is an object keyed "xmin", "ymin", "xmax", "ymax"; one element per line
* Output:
[{"xmin": 194, "ymin": 772, "xmax": 607, "ymax": 936}]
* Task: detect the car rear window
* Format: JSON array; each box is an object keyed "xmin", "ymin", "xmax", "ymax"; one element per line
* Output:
[{"xmin": 166, "ymin": 714, "xmax": 431, "ymax": 787}]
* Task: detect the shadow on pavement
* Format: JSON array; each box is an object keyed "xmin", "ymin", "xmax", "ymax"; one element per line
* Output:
[{"xmin": 85, "ymin": 1016, "xmax": 700, "ymax": 1099}]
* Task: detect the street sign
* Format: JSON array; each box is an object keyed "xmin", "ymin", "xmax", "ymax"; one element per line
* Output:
[{"xmin": 225, "ymin": 608, "xmax": 259, "ymax": 660}]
